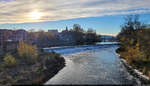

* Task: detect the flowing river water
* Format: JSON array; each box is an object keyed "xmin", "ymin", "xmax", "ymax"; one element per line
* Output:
[{"xmin": 44, "ymin": 44, "xmax": 136, "ymax": 85}]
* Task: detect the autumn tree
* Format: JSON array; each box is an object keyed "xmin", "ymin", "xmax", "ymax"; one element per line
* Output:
[{"xmin": 17, "ymin": 40, "xmax": 38, "ymax": 63}]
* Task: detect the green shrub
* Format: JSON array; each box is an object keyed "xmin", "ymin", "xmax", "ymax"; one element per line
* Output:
[{"xmin": 4, "ymin": 54, "xmax": 16, "ymax": 67}]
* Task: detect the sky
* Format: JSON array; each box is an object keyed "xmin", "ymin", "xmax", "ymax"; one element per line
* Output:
[{"xmin": 0, "ymin": 0, "xmax": 150, "ymax": 36}]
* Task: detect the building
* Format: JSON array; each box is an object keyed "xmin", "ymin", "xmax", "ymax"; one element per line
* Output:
[
  {"xmin": 0, "ymin": 29, "xmax": 27, "ymax": 54},
  {"xmin": 0, "ymin": 29, "xmax": 27, "ymax": 44},
  {"xmin": 48, "ymin": 29, "xmax": 59, "ymax": 35},
  {"xmin": 59, "ymin": 29, "xmax": 75, "ymax": 44},
  {"xmin": 3, "ymin": 41, "xmax": 18, "ymax": 53},
  {"xmin": 11, "ymin": 29, "xmax": 27, "ymax": 41},
  {"xmin": 0, "ymin": 29, "xmax": 13, "ymax": 45}
]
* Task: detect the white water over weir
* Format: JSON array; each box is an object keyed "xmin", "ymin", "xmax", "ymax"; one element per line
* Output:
[{"xmin": 44, "ymin": 42, "xmax": 136, "ymax": 85}]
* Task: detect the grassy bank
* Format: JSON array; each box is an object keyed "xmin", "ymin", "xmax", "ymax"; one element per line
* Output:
[
  {"xmin": 0, "ymin": 41, "xmax": 65, "ymax": 85},
  {"xmin": 0, "ymin": 52, "xmax": 65, "ymax": 85}
]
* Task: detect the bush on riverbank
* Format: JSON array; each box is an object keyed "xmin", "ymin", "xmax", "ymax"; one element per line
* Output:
[
  {"xmin": 4, "ymin": 54, "xmax": 17, "ymax": 67},
  {"xmin": 0, "ymin": 41, "xmax": 65, "ymax": 85},
  {"xmin": 117, "ymin": 15, "xmax": 150, "ymax": 78}
]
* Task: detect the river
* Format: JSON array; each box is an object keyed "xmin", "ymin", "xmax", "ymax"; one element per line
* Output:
[{"xmin": 44, "ymin": 44, "xmax": 135, "ymax": 85}]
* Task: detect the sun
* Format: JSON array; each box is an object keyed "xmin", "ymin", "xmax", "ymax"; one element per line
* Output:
[{"xmin": 29, "ymin": 11, "xmax": 42, "ymax": 20}]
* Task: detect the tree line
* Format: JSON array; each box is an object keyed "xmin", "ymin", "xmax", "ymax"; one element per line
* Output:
[
  {"xmin": 27, "ymin": 24, "xmax": 101, "ymax": 48},
  {"xmin": 68, "ymin": 24, "xmax": 101, "ymax": 45}
]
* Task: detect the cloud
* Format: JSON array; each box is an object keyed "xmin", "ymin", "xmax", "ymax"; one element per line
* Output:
[{"xmin": 0, "ymin": 0, "xmax": 150, "ymax": 24}]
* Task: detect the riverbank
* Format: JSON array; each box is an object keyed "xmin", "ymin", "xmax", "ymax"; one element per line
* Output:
[
  {"xmin": 0, "ymin": 52, "xmax": 65, "ymax": 85},
  {"xmin": 120, "ymin": 58, "xmax": 150, "ymax": 85},
  {"xmin": 116, "ymin": 52, "xmax": 150, "ymax": 85}
]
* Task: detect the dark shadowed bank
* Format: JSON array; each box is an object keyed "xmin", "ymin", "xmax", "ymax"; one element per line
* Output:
[{"xmin": 0, "ymin": 52, "xmax": 65, "ymax": 85}]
